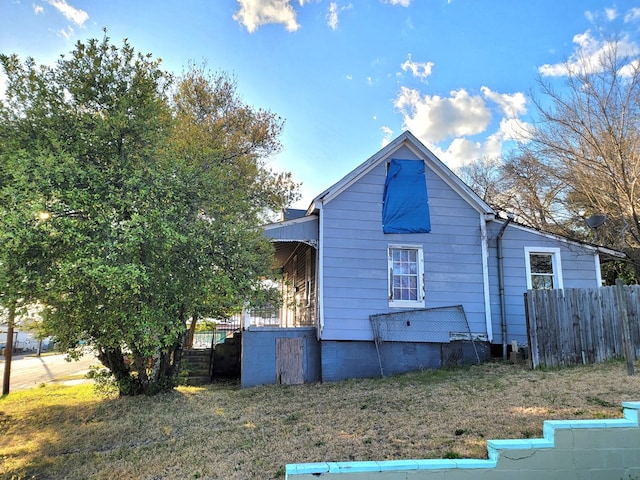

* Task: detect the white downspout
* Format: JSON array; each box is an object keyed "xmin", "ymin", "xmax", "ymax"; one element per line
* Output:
[
  {"xmin": 480, "ymin": 214, "xmax": 493, "ymax": 343},
  {"xmin": 497, "ymin": 214, "xmax": 514, "ymax": 360},
  {"xmin": 594, "ymin": 253, "xmax": 603, "ymax": 287},
  {"xmin": 317, "ymin": 201, "xmax": 325, "ymax": 339}
]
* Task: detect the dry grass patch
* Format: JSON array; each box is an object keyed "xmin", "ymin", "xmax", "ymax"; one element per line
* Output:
[{"xmin": 1, "ymin": 360, "xmax": 639, "ymax": 479}]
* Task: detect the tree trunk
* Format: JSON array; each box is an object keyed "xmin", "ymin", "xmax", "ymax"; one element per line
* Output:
[
  {"xmin": 2, "ymin": 304, "xmax": 16, "ymax": 395},
  {"xmin": 185, "ymin": 312, "xmax": 198, "ymax": 349},
  {"xmin": 97, "ymin": 346, "xmax": 142, "ymax": 396},
  {"xmin": 170, "ymin": 331, "xmax": 185, "ymax": 379},
  {"xmin": 96, "ymin": 325, "xmax": 186, "ymax": 396}
]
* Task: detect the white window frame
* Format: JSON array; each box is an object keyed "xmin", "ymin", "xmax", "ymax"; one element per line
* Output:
[
  {"xmin": 388, "ymin": 244, "xmax": 425, "ymax": 308},
  {"xmin": 524, "ymin": 247, "xmax": 564, "ymax": 290}
]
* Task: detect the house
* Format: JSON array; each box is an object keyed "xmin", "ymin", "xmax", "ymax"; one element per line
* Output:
[{"xmin": 241, "ymin": 131, "xmax": 623, "ymax": 387}]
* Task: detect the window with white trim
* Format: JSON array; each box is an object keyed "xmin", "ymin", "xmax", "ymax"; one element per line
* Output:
[
  {"xmin": 524, "ymin": 247, "xmax": 563, "ymax": 290},
  {"xmin": 388, "ymin": 245, "xmax": 425, "ymax": 307}
]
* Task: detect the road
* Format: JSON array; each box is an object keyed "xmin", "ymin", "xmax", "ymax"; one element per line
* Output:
[{"xmin": 0, "ymin": 352, "xmax": 99, "ymax": 392}]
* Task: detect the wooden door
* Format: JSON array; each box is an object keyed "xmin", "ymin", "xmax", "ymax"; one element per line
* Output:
[{"xmin": 276, "ymin": 337, "xmax": 304, "ymax": 385}]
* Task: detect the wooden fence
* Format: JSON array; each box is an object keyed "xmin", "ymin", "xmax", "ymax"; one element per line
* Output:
[{"xmin": 525, "ymin": 285, "xmax": 640, "ymax": 368}]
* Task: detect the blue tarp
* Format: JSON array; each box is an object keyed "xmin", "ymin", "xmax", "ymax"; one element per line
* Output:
[{"xmin": 382, "ymin": 159, "xmax": 431, "ymax": 233}]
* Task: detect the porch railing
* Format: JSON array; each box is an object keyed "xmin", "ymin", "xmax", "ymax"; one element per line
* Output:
[
  {"xmin": 231, "ymin": 306, "xmax": 314, "ymax": 329},
  {"xmin": 192, "ymin": 317, "xmax": 242, "ymax": 349}
]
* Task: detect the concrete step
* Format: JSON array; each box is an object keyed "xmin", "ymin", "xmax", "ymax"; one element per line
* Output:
[
  {"xmin": 182, "ymin": 375, "xmax": 211, "ymax": 386},
  {"xmin": 182, "ymin": 349, "xmax": 213, "ymax": 384}
]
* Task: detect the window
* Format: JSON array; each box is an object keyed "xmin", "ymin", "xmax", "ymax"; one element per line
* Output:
[
  {"xmin": 524, "ymin": 247, "xmax": 563, "ymax": 290},
  {"xmin": 388, "ymin": 245, "xmax": 425, "ymax": 307}
]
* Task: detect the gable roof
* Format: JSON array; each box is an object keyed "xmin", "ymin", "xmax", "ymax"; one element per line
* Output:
[{"xmin": 306, "ymin": 130, "xmax": 496, "ymax": 217}]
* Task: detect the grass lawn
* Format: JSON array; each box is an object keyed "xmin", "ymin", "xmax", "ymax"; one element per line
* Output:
[{"xmin": 1, "ymin": 359, "xmax": 639, "ymax": 479}]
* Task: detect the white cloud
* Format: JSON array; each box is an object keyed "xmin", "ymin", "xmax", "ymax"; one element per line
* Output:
[
  {"xmin": 426, "ymin": 132, "xmax": 515, "ymax": 171},
  {"xmin": 57, "ymin": 26, "xmax": 75, "ymax": 39},
  {"xmin": 394, "ymin": 87, "xmax": 491, "ymax": 143},
  {"xmin": 496, "ymin": 117, "xmax": 531, "ymax": 142},
  {"xmin": 47, "ymin": 0, "xmax": 88, "ymax": 27},
  {"xmin": 441, "ymin": 138, "xmax": 483, "ymax": 169},
  {"xmin": 478, "ymin": 118, "xmax": 531, "ymax": 159},
  {"xmin": 423, "ymin": 137, "xmax": 493, "ymax": 170},
  {"xmin": 428, "ymin": 124, "xmax": 530, "ymax": 170},
  {"xmin": 233, "ymin": 0, "xmax": 304, "ymax": 33},
  {"xmin": 400, "ymin": 54, "xmax": 434, "ymax": 82},
  {"xmin": 327, "ymin": 3, "xmax": 353, "ymax": 31},
  {"xmin": 327, "ymin": 2, "xmax": 338, "ymax": 30},
  {"xmin": 480, "ymin": 86, "xmax": 527, "ymax": 119},
  {"xmin": 394, "ymin": 84, "xmax": 531, "ymax": 169},
  {"xmin": 538, "ymin": 30, "xmax": 639, "ymax": 76},
  {"xmin": 381, "ymin": 0, "xmax": 410, "ymax": 6},
  {"xmin": 586, "ymin": 7, "xmax": 617, "ymax": 23},
  {"xmin": 624, "ymin": 7, "xmax": 640, "ymax": 23},
  {"xmin": 619, "ymin": 58, "xmax": 640, "ymax": 77},
  {"xmin": 380, "ymin": 126, "xmax": 393, "ymax": 146},
  {"xmin": 33, "ymin": 4, "xmax": 44, "ymax": 14}
]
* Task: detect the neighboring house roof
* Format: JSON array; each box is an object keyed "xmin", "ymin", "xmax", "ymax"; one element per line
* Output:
[
  {"xmin": 307, "ymin": 130, "xmax": 496, "ymax": 217},
  {"xmin": 281, "ymin": 208, "xmax": 307, "ymax": 221}
]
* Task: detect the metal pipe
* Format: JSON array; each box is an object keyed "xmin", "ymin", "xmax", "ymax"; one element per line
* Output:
[{"xmin": 497, "ymin": 214, "xmax": 514, "ymax": 361}]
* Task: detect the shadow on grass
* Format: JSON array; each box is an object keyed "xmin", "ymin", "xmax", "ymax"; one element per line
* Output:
[{"xmin": 1, "ymin": 383, "xmax": 229, "ymax": 479}]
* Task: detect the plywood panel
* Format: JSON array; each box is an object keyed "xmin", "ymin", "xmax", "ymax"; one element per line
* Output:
[{"xmin": 276, "ymin": 337, "xmax": 304, "ymax": 385}]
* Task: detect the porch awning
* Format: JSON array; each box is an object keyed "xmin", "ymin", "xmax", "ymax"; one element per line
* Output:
[
  {"xmin": 263, "ymin": 216, "xmax": 319, "ymax": 268},
  {"xmin": 263, "ymin": 215, "xmax": 318, "ymax": 243}
]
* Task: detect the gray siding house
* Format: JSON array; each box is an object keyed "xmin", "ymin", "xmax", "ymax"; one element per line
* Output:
[{"xmin": 244, "ymin": 131, "xmax": 621, "ymax": 387}]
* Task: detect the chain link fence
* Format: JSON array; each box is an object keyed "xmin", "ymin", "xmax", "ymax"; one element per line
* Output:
[
  {"xmin": 370, "ymin": 305, "xmax": 476, "ymax": 343},
  {"xmin": 369, "ymin": 305, "xmax": 482, "ymax": 375}
]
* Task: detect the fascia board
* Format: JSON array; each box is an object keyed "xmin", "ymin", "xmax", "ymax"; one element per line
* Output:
[
  {"xmin": 500, "ymin": 221, "xmax": 626, "ymax": 258},
  {"xmin": 262, "ymin": 214, "xmax": 318, "ymax": 230},
  {"xmin": 401, "ymin": 134, "xmax": 495, "ymax": 216},
  {"xmin": 311, "ymin": 133, "xmax": 409, "ymax": 207}
]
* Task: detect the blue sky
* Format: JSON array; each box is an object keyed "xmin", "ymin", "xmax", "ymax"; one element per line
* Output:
[{"xmin": 2, "ymin": 1, "xmax": 640, "ymax": 208}]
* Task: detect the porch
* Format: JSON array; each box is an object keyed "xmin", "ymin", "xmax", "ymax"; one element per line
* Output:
[{"xmin": 261, "ymin": 211, "xmax": 319, "ymax": 329}]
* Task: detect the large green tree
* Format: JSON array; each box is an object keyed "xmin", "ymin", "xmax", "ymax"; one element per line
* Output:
[
  {"xmin": 169, "ymin": 65, "xmax": 300, "ymax": 346},
  {"xmin": 0, "ymin": 34, "xmax": 297, "ymax": 395}
]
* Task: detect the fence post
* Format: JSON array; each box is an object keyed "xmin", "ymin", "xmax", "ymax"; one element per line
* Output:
[
  {"xmin": 524, "ymin": 292, "xmax": 539, "ymax": 369},
  {"xmin": 615, "ymin": 279, "xmax": 635, "ymax": 376},
  {"xmin": 243, "ymin": 305, "xmax": 251, "ymax": 330}
]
